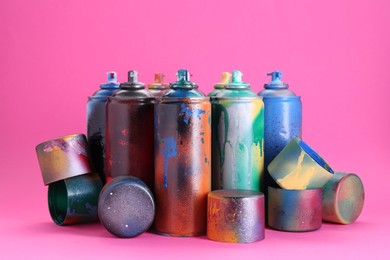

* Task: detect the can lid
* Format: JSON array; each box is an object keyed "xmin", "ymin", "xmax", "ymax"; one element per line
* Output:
[
  {"xmin": 120, "ymin": 70, "xmax": 146, "ymax": 89},
  {"xmin": 100, "ymin": 71, "xmax": 120, "ymax": 89},
  {"xmin": 35, "ymin": 134, "xmax": 93, "ymax": 185},
  {"xmin": 170, "ymin": 69, "xmax": 197, "ymax": 89},
  {"xmin": 214, "ymin": 72, "xmax": 231, "ymax": 89},
  {"xmin": 226, "ymin": 70, "xmax": 250, "ymax": 89},
  {"xmin": 99, "ymin": 176, "xmax": 155, "ymax": 238},
  {"xmin": 268, "ymin": 186, "xmax": 322, "ymax": 232},
  {"xmin": 322, "ymin": 172, "xmax": 365, "ymax": 224},
  {"xmin": 207, "ymin": 189, "xmax": 265, "ymax": 243},
  {"xmin": 148, "ymin": 72, "xmax": 169, "ymax": 89},
  {"xmin": 264, "ymin": 71, "xmax": 289, "ymax": 89}
]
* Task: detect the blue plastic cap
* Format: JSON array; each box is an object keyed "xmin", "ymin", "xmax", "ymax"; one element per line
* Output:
[
  {"xmin": 177, "ymin": 69, "xmax": 190, "ymax": 82},
  {"xmin": 107, "ymin": 71, "xmax": 117, "ymax": 83},
  {"xmin": 267, "ymin": 71, "xmax": 283, "ymax": 82},
  {"xmin": 265, "ymin": 70, "xmax": 288, "ymax": 89},
  {"xmin": 100, "ymin": 71, "xmax": 119, "ymax": 89}
]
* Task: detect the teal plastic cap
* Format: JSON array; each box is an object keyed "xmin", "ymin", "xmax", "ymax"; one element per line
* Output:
[
  {"xmin": 177, "ymin": 69, "xmax": 191, "ymax": 83},
  {"xmin": 265, "ymin": 71, "xmax": 288, "ymax": 89},
  {"xmin": 169, "ymin": 69, "xmax": 197, "ymax": 89},
  {"xmin": 226, "ymin": 70, "xmax": 250, "ymax": 88}
]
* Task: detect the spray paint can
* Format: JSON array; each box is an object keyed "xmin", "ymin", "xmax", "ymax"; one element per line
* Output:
[
  {"xmin": 155, "ymin": 69, "xmax": 211, "ymax": 236},
  {"xmin": 211, "ymin": 70, "xmax": 264, "ymax": 192},
  {"xmin": 87, "ymin": 72, "xmax": 120, "ymax": 182},
  {"xmin": 105, "ymin": 70, "xmax": 155, "ymax": 191},
  {"xmin": 258, "ymin": 71, "xmax": 302, "ymax": 190},
  {"xmin": 148, "ymin": 72, "xmax": 170, "ymax": 97},
  {"xmin": 207, "ymin": 72, "xmax": 231, "ymax": 97}
]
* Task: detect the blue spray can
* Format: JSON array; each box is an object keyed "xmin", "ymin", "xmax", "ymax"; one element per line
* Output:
[
  {"xmin": 257, "ymin": 71, "xmax": 302, "ymax": 190},
  {"xmin": 87, "ymin": 71, "xmax": 120, "ymax": 182}
]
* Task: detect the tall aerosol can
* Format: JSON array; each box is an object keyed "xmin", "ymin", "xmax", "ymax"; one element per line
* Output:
[
  {"xmin": 105, "ymin": 70, "xmax": 155, "ymax": 191},
  {"xmin": 147, "ymin": 72, "xmax": 170, "ymax": 97},
  {"xmin": 87, "ymin": 71, "xmax": 120, "ymax": 183},
  {"xmin": 211, "ymin": 70, "xmax": 264, "ymax": 192},
  {"xmin": 258, "ymin": 71, "xmax": 302, "ymax": 191},
  {"xmin": 207, "ymin": 72, "xmax": 231, "ymax": 97},
  {"xmin": 155, "ymin": 69, "xmax": 211, "ymax": 237}
]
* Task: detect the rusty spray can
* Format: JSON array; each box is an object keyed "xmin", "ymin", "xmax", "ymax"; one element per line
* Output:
[
  {"xmin": 257, "ymin": 71, "xmax": 302, "ymax": 191},
  {"xmin": 211, "ymin": 70, "xmax": 264, "ymax": 192},
  {"xmin": 148, "ymin": 72, "xmax": 170, "ymax": 97},
  {"xmin": 87, "ymin": 71, "xmax": 120, "ymax": 183},
  {"xmin": 207, "ymin": 72, "xmax": 231, "ymax": 97},
  {"xmin": 155, "ymin": 69, "xmax": 211, "ymax": 236},
  {"xmin": 105, "ymin": 70, "xmax": 155, "ymax": 191}
]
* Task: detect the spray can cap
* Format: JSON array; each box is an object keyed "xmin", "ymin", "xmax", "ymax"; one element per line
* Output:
[
  {"xmin": 120, "ymin": 70, "xmax": 145, "ymax": 89},
  {"xmin": 264, "ymin": 71, "xmax": 289, "ymax": 89},
  {"xmin": 148, "ymin": 72, "xmax": 169, "ymax": 89},
  {"xmin": 214, "ymin": 72, "xmax": 231, "ymax": 89},
  {"xmin": 107, "ymin": 71, "xmax": 117, "ymax": 82},
  {"xmin": 226, "ymin": 70, "xmax": 250, "ymax": 89},
  {"xmin": 170, "ymin": 69, "xmax": 197, "ymax": 89},
  {"xmin": 100, "ymin": 71, "xmax": 120, "ymax": 89}
]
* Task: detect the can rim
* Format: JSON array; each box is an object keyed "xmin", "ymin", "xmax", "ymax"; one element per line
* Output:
[
  {"xmin": 107, "ymin": 96, "xmax": 155, "ymax": 103},
  {"xmin": 156, "ymin": 97, "xmax": 210, "ymax": 103}
]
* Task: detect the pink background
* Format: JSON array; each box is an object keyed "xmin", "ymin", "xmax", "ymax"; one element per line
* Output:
[{"xmin": 1, "ymin": 0, "xmax": 389, "ymax": 258}]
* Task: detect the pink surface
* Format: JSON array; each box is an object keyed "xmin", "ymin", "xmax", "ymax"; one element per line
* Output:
[{"xmin": 1, "ymin": 0, "xmax": 389, "ymax": 258}]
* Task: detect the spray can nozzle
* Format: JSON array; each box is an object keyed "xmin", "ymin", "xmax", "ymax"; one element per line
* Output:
[
  {"xmin": 120, "ymin": 70, "xmax": 145, "ymax": 89},
  {"xmin": 265, "ymin": 70, "xmax": 288, "ymax": 89},
  {"xmin": 267, "ymin": 71, "xmax": 283, "ymax": 82},
  {"xmin": 100, "ymin": 71, "xmax": 119, "ymax": 89},
  {"xmin": 154, "ymin": 73, "xmax": 165, "ymax": 84},
  {"xmin": 214, "ymin": 72, "xmax": 231, "ymax": 89},
  {"xmin": 107, "ymin": 71, "xmax": 117, "ymax": 83},
  {"xmin": 226, "ymin": 70, "xmax": 250, "ymax": 89},
  {"xmin": 232, "ymin": 70, "xmax": 243, "ymax": 83},
  {"xmin": 170, "ymin": 69, "xmax": 197, "ymax": 89},
  {"xmin": 128, "ymin": 70, "xmax": 139, "ymax": 83},
  {"xmin": 177, "ymin": 69, "xmax": 191, "ymax": 83}
]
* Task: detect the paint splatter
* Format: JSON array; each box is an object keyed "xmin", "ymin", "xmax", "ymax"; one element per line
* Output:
[
  {"xmin": 43, "ymin": 136, "xmax": 88, "ymax": 156},
  {"xmin": 121, "ymin": 128, "xmax": 128, "ymax": 136},
  {"xmin": 277, "ymin": 151, "xmax": 315, "ymax": 189},
  {"xmin": 179, "ymin": 103, "xmax": 205, "ymax": 124},
  {"xmin": 118, "ymin": 139, "xmax": 128, "ymax": 146},
  {"xmin": 161, "ymin": 135, "xmax": 177, "ymax": 189}
]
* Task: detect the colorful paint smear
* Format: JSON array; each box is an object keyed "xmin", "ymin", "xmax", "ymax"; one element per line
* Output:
[
  {"xmin": 268, "ymin": 138, "xmax": 334, "ymax": 190},
  {"xmin": 268, "ymin": 186, "xmax": 322, "ymax": 232},
  {"xmin": 207, "ymin": 189, "xmax": 265, "ymax": 243},
  {"xmin": 36, "ymin": 134, "xmax": 92, "ymax": 185},
  {"xmin": 322, "ymin": 172, "xmax": 364, "ymax": 224}
]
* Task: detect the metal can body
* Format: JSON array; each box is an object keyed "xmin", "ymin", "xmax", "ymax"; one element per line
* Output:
[
  {"xmin": 105, "ymin": 97, "xmax": 155, "ymax": 190},
  {"xmin": 87, "ymin": 95, "xmax": 112, "ymax": 182},
  {"xmin": 211, "ymin": 97, "xmax": 264, "ymax": 192},
  {"xmin": 87, "ymin": 72, "xmax": 120, "ymax": 182},
  {"xmin": 263, "ymin": 96, "xmax": 302, "ymax": 187},
  {"xmin": 154, "ymin": 97, "xmax": 211, "ymax": 236},
  {"xmin": 258, "ymin": 71, "xmax": 302, "ymax": 190}
]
